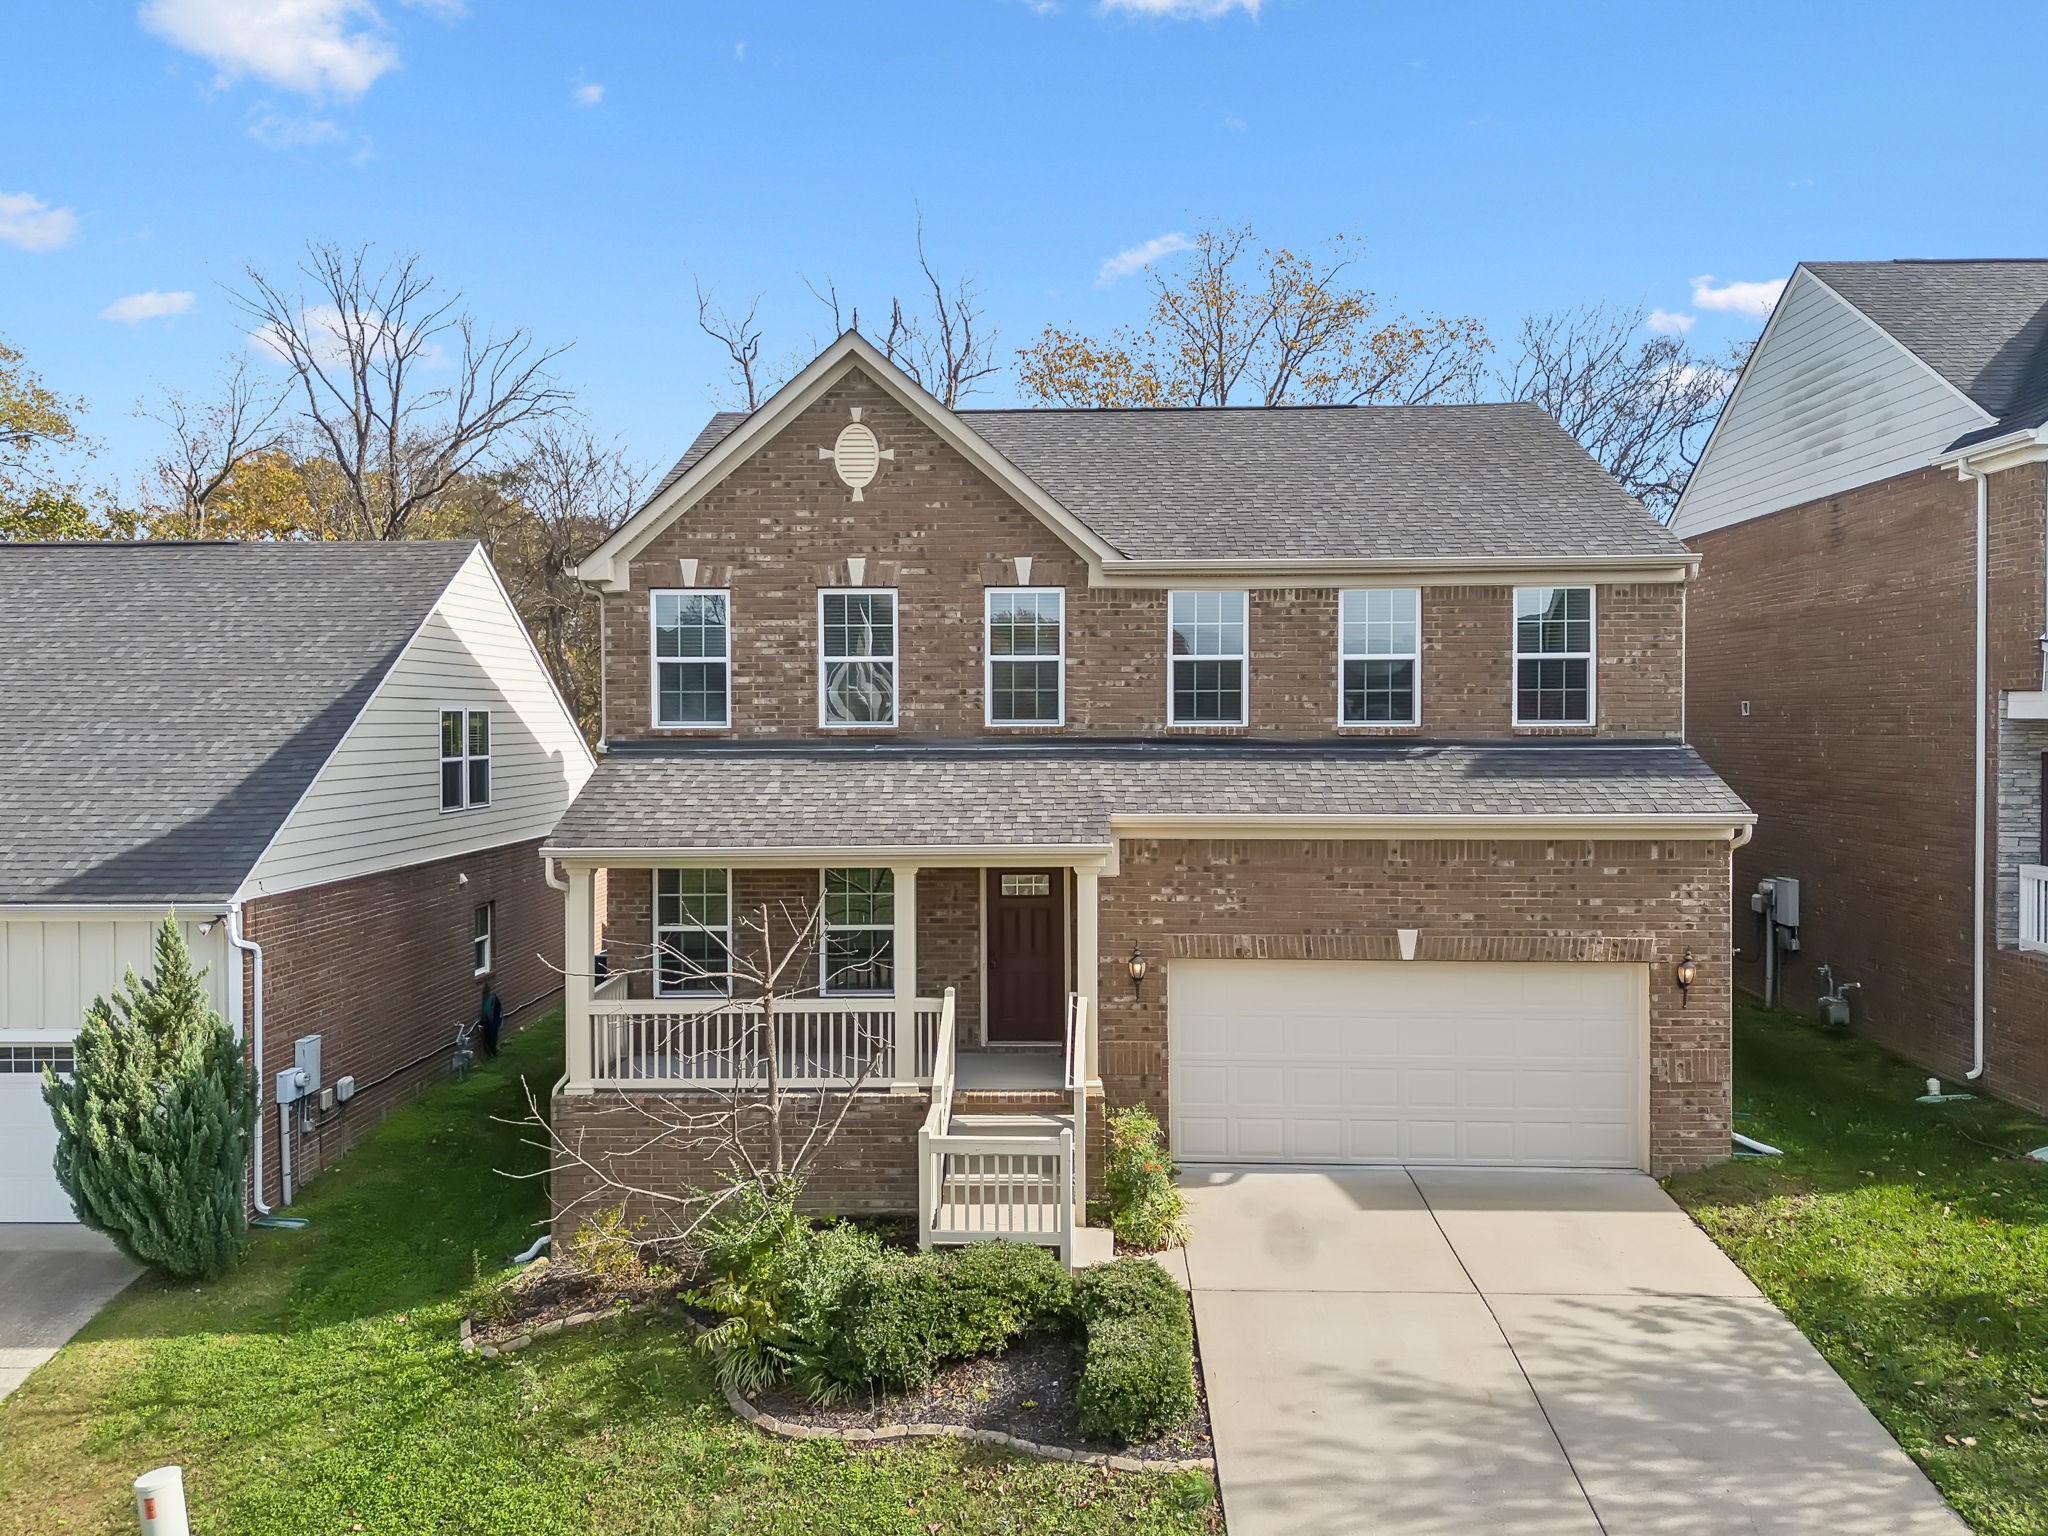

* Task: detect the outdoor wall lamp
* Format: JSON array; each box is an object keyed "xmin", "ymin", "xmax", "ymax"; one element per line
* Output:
[
  {"xmin": 1675, "ymin": 949, "xmax": 1697, "ymax": 1002},
  {"xmin": 1127, "ymin": 944, "xmax": 1149, "ymax": 1001}
]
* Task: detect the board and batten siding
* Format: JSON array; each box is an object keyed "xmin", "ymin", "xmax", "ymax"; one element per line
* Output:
[
  {"xmin": 0, "ymin": 913, "xmax": 232, "ymax": 1039},
  {"xmin": 239, "ymin": 548, "xmax": 595, "ymax": 900},
  {"xmin": 1671, "ymin": 268, "xmax": 1992, "ymax": 541}
]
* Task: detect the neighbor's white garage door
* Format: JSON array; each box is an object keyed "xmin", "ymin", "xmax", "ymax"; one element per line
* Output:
[
  {"xmin": 0, "ymin": 1067, "xmax": 72, "ymax": 1222},
  {"xmin": 1169, "ymin": 960, "xmax": 1647, "ymax": 1169}
]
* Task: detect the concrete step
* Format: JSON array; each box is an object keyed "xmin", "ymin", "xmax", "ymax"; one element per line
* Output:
[
  {"xmin": 952, "ymin": 1087, "xmax": 1069, "ymax": 1115},
  {"xmin": 947, "ymin": 1111, "xmax": 1074, "ymax": 1140}
]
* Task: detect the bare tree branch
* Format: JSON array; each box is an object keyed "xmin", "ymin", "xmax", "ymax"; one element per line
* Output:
[{"xmin": 138, "ymin": 356, "xmax": 289, "ymax": 537}]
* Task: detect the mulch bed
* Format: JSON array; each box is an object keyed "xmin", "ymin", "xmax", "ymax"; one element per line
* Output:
[
  {"xmin": 750, "ymin": 1325, "xmax": 1215, "ymax": 1465},
  {"xmin": 468, "ymin": 1258, "xmax": 683, "ymax": 1348}
]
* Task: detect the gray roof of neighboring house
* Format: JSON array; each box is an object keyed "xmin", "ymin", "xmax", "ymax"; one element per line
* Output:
[
  {"xmin": 0, "ymin": 540, "xmax": 477, "ymax": 904},
  {"xmin": 642, "ymin": 400, "xmax": 1683, "ymax": 563},
  {"xmin": 1805, "ymin": 260, "xmax": 2048, "ymax": 448},
  {"xmin": 548, "ymin": 741, "xmax": 1751, "ymax": 853}
]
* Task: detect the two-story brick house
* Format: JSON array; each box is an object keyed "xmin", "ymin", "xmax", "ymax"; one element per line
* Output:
[
  {"xmin": 542, "ymin": 331, "xmax": 1751, "ymax": 1250},
  {"xmin": 1676, "ymin": 259, "xmax": 2048, "ymax": 1114}
]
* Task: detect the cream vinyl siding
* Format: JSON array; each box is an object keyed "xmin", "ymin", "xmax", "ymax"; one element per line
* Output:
[
  {"xmin": 240, "ymin": 548, "xmax": 595, "ymax": 899},
  {"xmin": 1672, "ymin": 269, "xmax": 1991, "ymax": 541}
]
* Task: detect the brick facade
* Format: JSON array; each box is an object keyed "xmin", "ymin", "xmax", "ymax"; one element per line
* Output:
[
  {"xmin": 602, "ymin": 369, "xmax": 1685, "ymax": 745},
  {"xmin": 245, "ymin": 837, "xmax": 560, "ymax": 1206},
  {"xmin": 1687, "ymin": 459, "xmax": 2048, "ymax": 1113}
]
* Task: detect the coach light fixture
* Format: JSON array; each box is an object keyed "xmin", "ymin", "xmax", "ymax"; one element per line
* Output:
[
  {"xmin": 1675, "ymin": 949, "xmax": 1697, "ymax": 1001},
  {"xmin": 1127, "ymin": 944, "xmax": 1149, "ymax": 1001}
]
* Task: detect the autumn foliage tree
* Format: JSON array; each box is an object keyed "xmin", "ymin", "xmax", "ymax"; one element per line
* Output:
[{"xmin": 1016, "ymin": 224, "xmax": 1491, "ymax": 408}]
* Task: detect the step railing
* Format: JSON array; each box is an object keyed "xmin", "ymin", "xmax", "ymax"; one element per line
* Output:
[{"xmin": 2022, "ymin": 865, "xmax": 2048, "ymax": 953}]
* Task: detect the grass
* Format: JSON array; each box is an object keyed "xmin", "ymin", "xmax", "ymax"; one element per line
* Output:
[
  {"xmin": 0, "ymin": 1019, "xmax": 1218, "ymax": 1535},
  {"xmin": 1668, "ymin": 999, "xmax": 2048, "ymax": 1536}
]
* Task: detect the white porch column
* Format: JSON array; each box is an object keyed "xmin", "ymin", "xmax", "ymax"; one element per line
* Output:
[
  {"xmin": 891, "ymin": 863, "xmax": 920, "ymax": 1081},
  {"xmin": 1074, "ymin": 864, "xmax": 1101, "ymax": 1081},
  {"xmin": 564, "ymin": 863, "xmax": 595, "ymax": 1092}
]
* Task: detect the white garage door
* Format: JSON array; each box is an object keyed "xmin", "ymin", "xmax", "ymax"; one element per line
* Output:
[
  {"xmin": 0, "ymin": 1053, "xmax": 73, "ymax": 1223},
  {"xmin": 1169, "ymin": 960, "xmax": 1646, "ymax": 1169}
]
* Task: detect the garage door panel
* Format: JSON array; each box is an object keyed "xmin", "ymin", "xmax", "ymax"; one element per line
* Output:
[{"xmin": 1168, "ymin": 960, "xmax": 1644, "ymax": 1170}]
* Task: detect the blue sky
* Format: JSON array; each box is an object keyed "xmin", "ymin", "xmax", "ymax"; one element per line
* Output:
[{"xmin": 7, "ymin": 0, "xmax": 2048, "ymax": 495}]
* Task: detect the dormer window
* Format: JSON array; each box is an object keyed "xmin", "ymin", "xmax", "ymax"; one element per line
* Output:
[{"xmin": 440, "ymin": 708, "xmax": 490, "ymax": 810}]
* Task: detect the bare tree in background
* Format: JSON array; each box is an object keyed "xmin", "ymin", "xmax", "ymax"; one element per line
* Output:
[
  {"xmin": 137, "ymin": 356, "xmax": 290, "ymax": 537},
  {"xmin": 1499, "ymin": 304, "xmax": 1749, "ymax": 520},
  {"xmin": 235, "ymin": 243, "xmax": 573, "ymax": 540},
  {"xmin": 695, "ymin": 281, "xmax": 772, "ymax": 410},
  {"xmin": 1017, "ymin": 223, "xmax": 1491, "ymax": 408}
]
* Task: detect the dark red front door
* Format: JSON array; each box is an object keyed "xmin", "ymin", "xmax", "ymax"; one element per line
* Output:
[{"xmin": 986, "ymin": 869, "xmax": 1065, "ymax": 1043}]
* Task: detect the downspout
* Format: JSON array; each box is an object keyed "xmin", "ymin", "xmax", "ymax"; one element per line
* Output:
[
  {"xmin": 224, "ymin": 900, "xmax": 272, "ymax": 1214},
  {"xmin": 1967, "ymin": 464, "xmax": 1989, "ymax": 1081}
]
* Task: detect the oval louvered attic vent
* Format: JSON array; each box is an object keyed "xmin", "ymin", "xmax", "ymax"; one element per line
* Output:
[{"xmin": 832, "ymin": 422, "xmax": 881, "ymax": 496}]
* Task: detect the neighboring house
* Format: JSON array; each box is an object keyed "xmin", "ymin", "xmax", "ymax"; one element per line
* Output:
[
  {"xmin": 1674, "ymin": 259, "xmax": 2048, "ymax": 1111},
  {"xmin": 0, "ymin": 540, "xmax": 595, "ymax": 1222},
  {"xmin": 542, "ymin": 331, "xmax": 1752, "ymax": 1253}
]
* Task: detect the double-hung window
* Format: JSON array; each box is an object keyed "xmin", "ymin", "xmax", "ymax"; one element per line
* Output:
[
  {"xmin": 986, "ymin": 588, "xmax": 1065, "ymax": 725},
  {"xmin": 655, "ymin": 869, "xmax": 731, "ymax": 996},
  {"xmin": 820, "ymin": 590, "xmax": 898, "ymax": 726},
  {"xmin": 1513, "ymin": 586, "xmax": 1595, "ymax": 725},
  {"xmin": 653, "ymin": 589, "xmax": 731, "ymax": 727},
  {"xmin": 440, "ymin": 708, "xmax": 491, "ymax": 810},
  {"xmin": 822, "ymin": 868, "xmax": 894, "ymax": 995},
  {"xmin": 1168, "ymin": 590, "xmax": 1249, "ymax": 725},
  {"xmin": 1339, "ymin": 588, "xmax": 1421, "ymax": 725},
  {"xmin": 473, "ymin": 902, "xmax": 495, "ymax": 977}
]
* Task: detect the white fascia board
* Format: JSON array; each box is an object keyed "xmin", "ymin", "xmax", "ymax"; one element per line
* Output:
[
  {"xmin": 542, "ymin": 843, "xmax": 1115, "ymax": 869},
  {"xmin": 1093, "ymin": 554, "xmax": 1697, "ymax": 589},
  {"xmin": 577, "ymin": 332, "xmax": 1122, "ymax": 591},
  {"xmin": 0, "ymin": 902, "xmax": 225, "ymax": 919},
  {"xmin": 1933, "ymin": 427, "xmax": 2048, "ymax": 477},
  {"xmin": 1109, "ymin": 812, "xmax": 1757, "ymax": 841}
]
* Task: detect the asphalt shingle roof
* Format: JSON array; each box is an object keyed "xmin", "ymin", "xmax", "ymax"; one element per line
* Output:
[
  {"xmin": 642, "ymin": 400, "xmax": 1683, "ymax": 564},
  {"xmin": 0, "ymin": 540, "xmax": 476, "ymax": 904},
  {"xmin": 1805, "ymin": 260, "xmax": 2048, "ymax": 447},
  {"xmin": 549, "ymin": 741, "xmax": 1750, "ymax": 853}
]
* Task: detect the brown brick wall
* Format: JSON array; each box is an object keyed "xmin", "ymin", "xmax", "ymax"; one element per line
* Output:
[
  {"xmin": 604, "ymin": 369, "xmax": 1684, "ymax": 744},
  {"xmin": 246, "ymin": 837, "xmax": 560, "ymax": 1207},
  {"xmin": 1685, "ymin": 463, "xmax": 2048, "ymax": 1104},
  {"xmin": 1092, "ymin": 837, "xmax": 1734, "ymax": 1176}
]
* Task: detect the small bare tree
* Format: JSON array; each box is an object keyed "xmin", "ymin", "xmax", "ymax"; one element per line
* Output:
[
  {"xmin": 695, "ymin": 280, "xmax": 771, "ymax": 410},
  {"xmin": 137, "ymin": 356, "xmax": 289, "ymax": 537},
  {"xmin": 236, "ymin": 242, "xmax": 573, "ymax": 540},
  {"xmin": 515, "ymin": 896, "xmax": 896, "ymax": 1249}
]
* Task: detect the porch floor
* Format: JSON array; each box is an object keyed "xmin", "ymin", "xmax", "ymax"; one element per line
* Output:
[{"xmin": 954, "ymin": 1049, "xmax": 1064, "ymax": 1091}]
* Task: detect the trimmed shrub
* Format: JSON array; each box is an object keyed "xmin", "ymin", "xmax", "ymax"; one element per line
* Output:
[
  {"xmin": 778, "ymin": 1220, "xmax": 889, "ymax": 1402},
  {"xmin": 1103, "ymin": 1106, "xmax": 1187, "ymax": 1251},
  {"xmin": 688, "ymin": 1184, "xmax": 818, "ymax": 1394},
  {"xmin": 43, "ymin": 918, "xmax": 253, "ymax": 1280},
  {"xmin": 563, "ymin": 1204, "xmax": 648, "ymax": 1284},
  {"xmin": 1073, "ymin": 1257, "xmax": 1197, "ymax": 1443},
  {"xmin": 845, "ymin": 1241, "xmax": 1074, "ymax": 1392}
]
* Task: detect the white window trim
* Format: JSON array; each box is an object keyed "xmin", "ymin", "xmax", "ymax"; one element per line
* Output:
[
  {"xmin": 1166, "ymin": 589, "xmax": 1250, "ymax": 728},
  {"xmin": 1336, "ymin": 587, "xmax": 1423, "ymax": 729},
  {"xmin": 439, "ymin": 706, "xmax": 492, "ymax": 813},
  {"xmin": 650, "ymin": 587, "xmax": 733, "ymax": 730},
  {"xmin": 1511, "ymin": 585, "xmax": 1598, "ymax": 728},
  {"xmin": 821, "ymin": 867, "xmax": 895, "ymax": 997},
  {"xmin": 473, "ymin": 901, "xmax": 495, "ymax": 977},
  {"xmin": 654, "ymin": 867, "xmax": 733, "ymax": 998},
  {"xmin": 818, "ymin": 588, "xmax": 900, "ymax": 730},
  {"xmin": 984, "ymin": 587, "xmax": 1067, "ymax": 728}
]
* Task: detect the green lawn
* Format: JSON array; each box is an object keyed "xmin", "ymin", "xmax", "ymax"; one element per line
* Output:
[
  {"xmin": 0, "ymin": 1019, "xmax": 1217, "ymax": 1535},
  {"xmin": 1669, "ymin": 1001, "xmax": 2048, "ymax": 1536}
]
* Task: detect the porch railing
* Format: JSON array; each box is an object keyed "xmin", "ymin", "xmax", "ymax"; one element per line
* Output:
[
  {"xmin": 582, "ymin": 995, "xmax": 945, "ymax": 1089},
  {"xmin": 2022, "ymin": 865, "xmax": 2048, "ymax": 953}
]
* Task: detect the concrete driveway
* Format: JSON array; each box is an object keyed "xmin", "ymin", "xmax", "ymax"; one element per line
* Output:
[
  {"xmin": 0, "ymin": 1226, "xmax": 140, "ymax": 1400},
  {"xmin": 1182, "ymin": 1167, "xmax": 1967, "ymax": 1536}
]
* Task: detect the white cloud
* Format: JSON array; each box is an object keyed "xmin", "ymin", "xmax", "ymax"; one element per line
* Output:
[
  {"xmin": 247, "ymin": 110, "xmax": 347, "ymax": 148},
  {"xmin": 1097, "ymin": 231, "xmax": 1195, "ymax": 286},
  {"xmin": 1646, "ymin": 308, "xmax": 1695, "ymax": 336},
  {"xmin": 250, "ymin": 302, "xmax": 446, "ymax": 370},
  {"xmin": 0, "ymin": 191, "xmax": 78, "ymax": 252},
  {"xmin": 140, "ymin": 0, "xmax": 398, "ymax": 98},
  {"xmin": 572, "ymin": 77, "xmax": 605, "ymax": 106},
  {"xmin": 1222, "ymin": 114, "xmax": 1247, "ymax": 131},
  {"xmin": 734, "ymin": 40, "xmax": 747, "ymax": 60},
  {"xmin": 1691, "ymin": 274, "xmax": 1787, "ymax": 319},
  {"xmin": 100, "ymin": 289, "xmax": 197, "ymax": 323},
  {"xmin": 1100, "ymin": 0, "xmax": 1259, "ymax": 15}
]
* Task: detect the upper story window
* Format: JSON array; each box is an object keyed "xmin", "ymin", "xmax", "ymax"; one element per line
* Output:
[
  {"xmin": 1168, "ymin": 590, "xmax": 1248, "ymax": 726},
  {"xmin": 822, "ymin": 868, "xmax": 894, "ymax": 995},
  {"xmin": 653, "ymin": 589, "xmax": 731, "ymax": 728},
  {"xmin": 440, "ymin": 708, "xmax": 491, "ymax": 810},
  {"xmin": 656, "ymin": 868, "xmax": 731, "ymax": 996},
  {"xmin": 1514, "ymin": 587, "xmax": 1595, "ymax": 726},
  {"xmin": 986, "ymin": 588, "xmax": 1066, "ymax": 726},
  {"xmin": 820, "ymin": 590, "xmax": 898, "ymax": 727},
  {"xmin": 1340, "ymin": 588, "xmax": 1421, "ymax": 726}
]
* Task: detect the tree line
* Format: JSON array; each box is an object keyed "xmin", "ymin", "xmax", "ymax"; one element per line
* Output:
[{"xmin": 2, "ymin": 223, "xmax": 1750, "ymax": 740}]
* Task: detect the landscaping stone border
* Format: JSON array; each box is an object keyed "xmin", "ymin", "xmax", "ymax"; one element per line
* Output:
[
  {"xmin": 719, "ymin": 1378, "xmax": 1216, "ymax": 1474},
  {"xmin": 458, "ymin": 1305, "xmax": 633, "ymax": 1358}
]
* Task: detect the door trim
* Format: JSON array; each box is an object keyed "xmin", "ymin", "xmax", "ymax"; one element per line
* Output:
[{"xmin": 983, "ymin": 867, "xmax": 1069, "ymax": 1045}]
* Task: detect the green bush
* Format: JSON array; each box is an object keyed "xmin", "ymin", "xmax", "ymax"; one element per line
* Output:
[
  {"xmin": 846, "ymin": 1240, "xmax": 1073, "ymax": 1392},
  {"xmin": 563, "ymin": 1204, "xmax": 648, "ymax": 1284},
  {"xmin": 43, "ymin": 918, "xmax": 254, "ymax": 1280},
  {"xmin": 777, "ymin": 1220, "xmax": 889, "ymax": 1402},
  {"xmin": 1103, "ymin": 1106, "xmax": 1187, "ymax": 1251},
  {"xmin": 1073, "ymin": 1257, "xmax": 1197, "ymax": 1443},
  {"xmin": 687, "ymin": 1184, "xmax": 817, "ymax": 1394}
]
